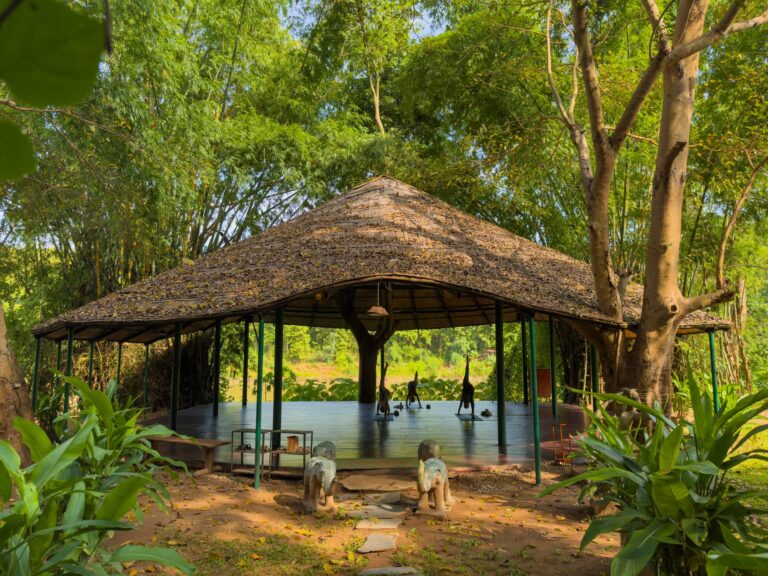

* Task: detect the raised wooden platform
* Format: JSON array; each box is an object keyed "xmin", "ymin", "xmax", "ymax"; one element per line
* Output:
[{"xmin": 144, "ymin": 400, "xmax": 587, "ymax": 471}]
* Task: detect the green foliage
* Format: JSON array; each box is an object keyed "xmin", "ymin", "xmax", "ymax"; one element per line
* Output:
[
  {"xmin": 540, "ymin": 373, "xmax": 768, "ymax": 576},
  {"xmin": 0, "ymin": 376, "xmax": 194, "ymax": 575},
  {"xmin": 0, "ymin": 0, "xmax": 105, "ymax": 179}
]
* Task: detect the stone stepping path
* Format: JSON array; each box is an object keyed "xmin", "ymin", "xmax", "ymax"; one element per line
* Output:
[
  {"xmin": 356, "ymin": 517, "xmax": 403, "ymax": 530},
  {"xmin": 357, "ymin": 533, "xmax": 398, "ymax": 554},
  {"xmin": 364, "ymin": 492, "xmax": 402, "ymax": 505},
  {"xmin": 347, "ymin": 504, "xmax": 407, "ymax": 519}
]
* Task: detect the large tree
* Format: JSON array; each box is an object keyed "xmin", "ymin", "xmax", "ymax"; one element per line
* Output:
[{"xmin": 546, "ymin": 0, "xmax": 768, "ymax": 402}]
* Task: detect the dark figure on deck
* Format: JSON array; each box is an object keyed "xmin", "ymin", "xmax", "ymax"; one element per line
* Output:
[
  {"xmin": 457, "ymin": 356, "xmax": 475, "ymax": 416},
  {"xmin": 377, "ymin": 362, "xmax": 391, "ymax": 417},
  {"xmin": 406, "ymin": 371, "xmax": 422, "ymax": 408}
]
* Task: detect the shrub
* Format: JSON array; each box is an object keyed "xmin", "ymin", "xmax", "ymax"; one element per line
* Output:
[
  {"xmin": 0, "ymin": 376, "xmax": 195, "ymax": 575},
  {"xmin": 540, "ymin": 373, "xmax": 768, "ymax": 576}
]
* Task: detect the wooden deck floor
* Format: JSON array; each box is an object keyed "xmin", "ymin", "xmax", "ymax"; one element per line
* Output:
[{"xmin": 146, "ymin": 400, "xmax": 587, "ymax": 471}]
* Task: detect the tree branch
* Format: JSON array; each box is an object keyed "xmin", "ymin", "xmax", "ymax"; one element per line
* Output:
[
  {"xmin": 641, "ymin": 0, "xmax": 672, "ymax": 51},
  {"xmin": 716, "ymin": 155, "xmax": 768, "ymax": 288},
  {"xmin": 667, "ymin": 2, "xmax": 759, "ymax": 63},
  {"xmin": 546, "ymin": 1, "xmax": 572, "ymax": 124},
  {"xmin": 572, "ymin": 1, "xmax": 610, "ymax": 159},
  {"xmin": 608, "ymin": 53, "xmax": 666, "ymax": 152},
  {"xmin": 684, "ymin": 282, "xmax": 734, "ymax": 313}
]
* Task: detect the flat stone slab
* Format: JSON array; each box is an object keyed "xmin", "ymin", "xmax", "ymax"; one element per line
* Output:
[
  {"xmin": 356, "ymin": 517, "xmax": 403, "ymax": 530},
  {"xmin": 347, "ymin": 504, "xmax": 407, "ymax": 519},
  {"xmin": 335, "ymin": 492, "xmax": 361, "ymax": 502},
  {"xmin": 364, "ymin": 492, "xmax": 402, "ymax": 505},
  {"xmin": 358, "ymin": 533, "xmax": 398, "ymax": 554},
  {"xmin": 360, "ymin": 568, "xmax": 420, "ymax": 575},
  {"xmin": 340, "ymin": 475, "xmax": 414, "ymax": 492}
]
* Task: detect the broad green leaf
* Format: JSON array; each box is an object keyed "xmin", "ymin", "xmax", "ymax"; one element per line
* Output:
[
  {"xmin": 62, "ymin": 481, "xmax": 85, "ymax": 528},
  {"xmin": 13, "ymin": 417, "xmax": 53, "ymax": 462},
  {"xmin": 108, "ymin": 545, "xmax": 195, "ymax": 574},
  {"xmin": 0, "ymin": 0, "xmax": 104, "ymax": 106},
  {"xmin": 732, "ymin": 423, "xmax": 768, "ymax": 452},
  {"xmin": 0, "ymin": 120, "xmax": 36, "ymax": 180},
  {"xmin": 611, "ymin": 519, "xmax": 673, "ymax": 576},
  {"xmin": 581, "ymin": 510, "xmax": 646, "ymax": 549},
  {"xmin": 28, "ymin": 500, "xmax": 58, "ymax": 566},
  {"xmin": 707, "ymin": 551, "xmax": 768, "ymax": 572},
  {"xmin": 539, "ymin": 466, "xmax": 644, "ymax": 497},
  {"xmin": 66, "ymin": 377, "xmax": 114, "ymax": 433},
  {"xmin": 673, "ymin": 461, "xmax": 719, "ymax": 475},
  {"xmin": 681, "ymin": 517, "xmax": 707, "ymax": 546},
  {"xmin": 31, "ymin": 417, "xmax": 95, "ymax": 488},
  {"xmin": 658, "ymin": 425, "xmax": 683, "ymax": 471},
  {"xmin": 0, "ymin": 440, "xmax": 21, "ymax": 501},
  {"xmin": 95, "ymin": 475, "xmax": 149, "ymax": 521},
  {"xmin": 650, "ymin": 474, "xmax": 694, "ymax": 519}
]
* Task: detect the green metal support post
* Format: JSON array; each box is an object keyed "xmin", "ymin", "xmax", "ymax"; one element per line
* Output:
[
  {"xmin": 31, "ymin": 336, "xmax": 41, "ymax": 411},
  {"xmin": 590, "ymin": 345, "xmax": 599, "ymax": 412},
  {"xmin": 143, "ymin": 344, "xmax": 150, "ymax": 411},
  {"xmin": 64, "ymin": 328, "xmax": 74, "ymax": 412},
  {"xmin": 495, "ymin": 301, "xmax": 506, "ymax": 447},
  {"xmin": 242, "ymin": 317, "xmax": 250, "ymax": 407},
  {"xmin": 171, "ymin": 323, "xmax": 182, "ymax": 431},
  {"xmin": 527, "ymin": 315, "xmax": 541, "ymax": 485},
  {"xmin": 254, "ymin": 316, "xmax": 265, "ymax": 489},
  {"xmin": 272, "ymin": 307, "xmax": 284, "ymax": 451},
  {"xmin": 213, "ymin": 319, "xmax": 222, "ymax": 417},
  {"xmin": 521, "ymin": 319, "xmax": 529, "ymax": 405},
  {"xmin": 87, "ymin": 341, "xmax": 94, "ymax": 387},
  {"xmin": 709, "ymin": 330, "xmax": 720, "ymax": 412},
  {"xmin": 549, "ymin": 316, "xmax": 557, "ymax": 417}
]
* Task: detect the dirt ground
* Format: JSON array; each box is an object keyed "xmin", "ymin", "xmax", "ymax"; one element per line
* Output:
[{"xmin": 111, "ymin": 465, "xmax": 618, "ymax": 576}]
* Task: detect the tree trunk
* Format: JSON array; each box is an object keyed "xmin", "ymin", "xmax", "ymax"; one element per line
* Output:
[
  {"xmin": 338, "ymin": 288, "xmax": 394, "ymax": 404},
  {"xmin": 0, "ymin": 303, "xmax": 34, "ymax": 465},
  {"xmin": 621, "ymin": 0, "xmax": 709, "ymax": 403},
  {"xmin": 357, "ymin": 339, "xmax": 379, "ymax": 403}
]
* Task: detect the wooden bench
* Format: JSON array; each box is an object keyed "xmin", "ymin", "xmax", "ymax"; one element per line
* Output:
[{"xmin": 148, "ymin": 435, "xmax": 230, "ymax": 475}]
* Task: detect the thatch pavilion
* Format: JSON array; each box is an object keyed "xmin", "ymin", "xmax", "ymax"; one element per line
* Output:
[{"xmin": 31, "ymin": 176, "xmax": 728, "ymax": 483}]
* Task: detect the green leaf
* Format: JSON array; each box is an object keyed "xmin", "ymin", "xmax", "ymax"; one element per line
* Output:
[
  {"xmin": 707, "ymin": 551, "xmax": 768, "ymax": 572},
  {"xmin": 538, "ymin": 466, "xmax": 644, "ymax": 497},
  {"xmin": 95, "ymin": 475, "xmax": 149, "ymax": 521},
  {"xmin": 650, "ymin": 474, "xmax": 694, "ymax": 519},
  {"xmin": 612, "ymin": 519, "xmax": 673, "ymax": 576},
  {"xmin": 658, "ymin": 425, "xmax": 683, "ymax": 471},
  {"xmin": 62, "ymin": 481, "xmax": 85, "ymax": 528},
  {"xmin": 66, "ymin": 377, "xmax": 114, "ymax": 432},
  {"xmin": 0, "ymin": 120, "xmax": 36, "ymax": 180},
  {"xmin": 13, "ymin": 417, "xmax": 53, "ymax": 462},
  {"xmin": 581, "ymin": 510, "xmax": 646, "ymax": 550},
  {"xmin": 31, "ymin": 417, "xmax": 95, "ymax": 488},
  {"xmin": 108, "ymin": 545, "xmax": 195, "ymax": 574},
  {"xmin": 0, "ymin": 0, "xmax": 104, "ymax": 106},
  {"xmin": 681, "ymin": 517, "xmax": 708, "ymax": 546},
  {"xmin": 673, "ymin": 461, "xmax": 719, "ymax": 475},
  {"xmin": 0, "ymin": 440, "xmax": 22, "ymax": 502}
]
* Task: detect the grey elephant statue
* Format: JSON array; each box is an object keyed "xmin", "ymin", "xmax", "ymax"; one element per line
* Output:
[
  {"xmin": 418, "ymin": 439, "xmax": 441, "ymax": 462},
  {"xmin": 417, "ymin": 457, "xmax": 453, "ymax": 515},
  {"xmin": 303, "ymin": 442, "xmax": 337, "ymax": 513},
  {"xmin": 312, "ymin": 440, "xmax": 337, "ymax": 461}
]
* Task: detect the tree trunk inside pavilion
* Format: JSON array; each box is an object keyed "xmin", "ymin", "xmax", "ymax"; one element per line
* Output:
[{"xmin": 339, "ymin": 288, "xmax": 394, "ymax": 403}]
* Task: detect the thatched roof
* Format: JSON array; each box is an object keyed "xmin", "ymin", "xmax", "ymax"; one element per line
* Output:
[{"xmin": 33, "ymin": 176, "xmax": 728, "ymax": 343}]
